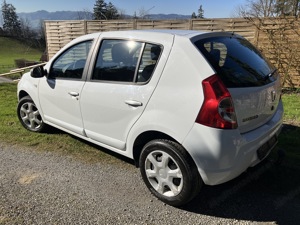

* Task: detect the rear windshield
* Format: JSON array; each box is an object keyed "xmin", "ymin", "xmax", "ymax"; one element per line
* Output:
[{"xmin": 194, "ymin": 36, "xmax": 277, "ymax": 88}]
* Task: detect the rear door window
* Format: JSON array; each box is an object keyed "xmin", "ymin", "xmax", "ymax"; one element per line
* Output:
[
  {"xmin": 92, "ymin": 40, "xmax": 162, "ymax": 84},
  {"xmin": 194, "ymin": 36, "xmax": 277, "ymax": 87}
]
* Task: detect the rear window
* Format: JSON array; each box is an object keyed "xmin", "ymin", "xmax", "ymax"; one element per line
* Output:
[{"xmin": 194, "ymin": 36, "xmax": 277, "ymax": 87}]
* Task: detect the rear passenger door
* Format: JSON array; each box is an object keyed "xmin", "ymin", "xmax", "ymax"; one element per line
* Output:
[{"xmin": 80, "ymin": 39, "xmax": 162, "ymax": 150}]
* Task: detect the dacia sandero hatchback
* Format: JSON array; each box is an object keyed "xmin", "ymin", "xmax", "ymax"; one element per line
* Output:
[{"xmin": 17, "ymin": 30, "xmax": 283, "ymax": 206}]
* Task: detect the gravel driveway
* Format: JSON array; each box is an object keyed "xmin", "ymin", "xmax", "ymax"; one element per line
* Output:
[{"xmin": 0, "ymin": 142, "xmax": 299, "ymax": 224}]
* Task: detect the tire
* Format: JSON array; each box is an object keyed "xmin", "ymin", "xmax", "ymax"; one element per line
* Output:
[
  {"xmin": 17, "ymin": 96, "xmax": 47, "ymax": 132},
  {"xmin": 139, "ymin": 139, "xmax": 202, "ymax": 206}
]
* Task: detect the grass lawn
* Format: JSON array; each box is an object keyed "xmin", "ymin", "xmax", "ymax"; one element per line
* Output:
[
  {"xmin": 0, "ymin": 37, "xmax": 43, "ymax": 74},
  {"xmin": 278, "ymin": 93, "xmax": 300, "ymax": 165},
  {"xmin": 0, "ymin": 83, "xmax": 116, "ymax": 164}
]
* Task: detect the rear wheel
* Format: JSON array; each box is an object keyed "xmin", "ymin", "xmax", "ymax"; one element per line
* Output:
[
  {"xmin": 139, "ymin": 139, "xmax": 202, "ymax": 206},
  {"xmin": 17, "ymin": 96, "xmax": 47, "ymax": 132}
]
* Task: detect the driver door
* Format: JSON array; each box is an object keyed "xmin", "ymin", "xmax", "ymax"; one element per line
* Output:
[{"xmin": 38, "ymin": 40, "xmax": 93, "ymax": 135}]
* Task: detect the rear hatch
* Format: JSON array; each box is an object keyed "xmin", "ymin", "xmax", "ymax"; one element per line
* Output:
[{"xmin": 193, "ymin": 34, "xmax": 281, "ymax": 133}]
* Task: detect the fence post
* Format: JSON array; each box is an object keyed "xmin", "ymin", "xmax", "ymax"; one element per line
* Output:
[
  {"xmin": 133, "ymin": 19, "xmax": 137, "ymax": 30},
  {"xmin": 189, "ymin": 19, "xmax": 193, "ymax": 30},
  {"xmin": 84, "ymin": 20, "xmax": 88, "ymax": 34}
]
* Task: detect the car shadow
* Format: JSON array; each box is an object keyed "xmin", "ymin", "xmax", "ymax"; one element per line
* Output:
[
  {"xmin": 182, "ymin": 124, "xmax": 300, "ymax": 225},
  {"xmin": 184, "ymin": 161, "xmax": 300, "ymax": 224}
]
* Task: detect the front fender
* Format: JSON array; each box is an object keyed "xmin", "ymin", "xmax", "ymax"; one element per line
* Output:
[{"xmin": 17, "ymin": 72, "xmax": 44, "ymax": 119}]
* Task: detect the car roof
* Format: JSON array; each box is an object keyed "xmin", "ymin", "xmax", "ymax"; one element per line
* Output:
[
  {"xmin": 66, "ymin": 29, "xmax": 240, "ymax": 53},
  {"xmin": 131, "ymin": 29, "xmax": 209, "ymax": 37},
  {"xmin": 76, "ymin": 29, "xmax": 210, "ymax": 41}
]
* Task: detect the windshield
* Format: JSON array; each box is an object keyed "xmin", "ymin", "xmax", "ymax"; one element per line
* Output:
[{"xmin": 194, "ymin": 36, "xmax": 277, "ymax": 88}]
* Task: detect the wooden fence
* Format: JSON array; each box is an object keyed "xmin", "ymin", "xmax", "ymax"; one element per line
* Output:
[{"xmin": 44, "ymin": 18, "xmax": 300, "ymax": 88}]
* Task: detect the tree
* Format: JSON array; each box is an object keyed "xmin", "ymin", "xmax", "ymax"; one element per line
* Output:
[
  {"xmin": 275, "ymin": 0, "xmax": 300, "ymax": 16},
  {"xmin": 19, "ymin": 17, "xmax": 36, "ymax": 39},
  {"xmin": 235, "ymin": 0, "xmax": 300, "ymax": 87},
  {"xmin": 197, "ymin": 5, "xmax": 205, "ymax": 18},
  {"xmin": 1, "ymin": 0, "xmax": 21, "ymax": 36},
  {"xmin": 137, "ymin": 7, "xmax": 148, "ymax": 19},
  {"xmin": 93, "ymin": 0, "xmax": 120, "ymax": 20},
  {"xmin": 191, "ymin": 4, "xmax": 204, "ymax": 19},
  {"xmin": 236, "ymin": 0, "xmax": 275, "ymax": 17},
  {"xmin": 77, "ymin": 9, "xmax": 93, "ymax": 20},
  {"xmin": 93, "ymin": 0, "xmax": 107, "ymax": 20},
  {"xmin": 236, "ymin": 0, "xmax": 299, "ymax": 18},
  {"xmin": 106, "ymin": 2, "xmax": 119, "ymax": 19}
]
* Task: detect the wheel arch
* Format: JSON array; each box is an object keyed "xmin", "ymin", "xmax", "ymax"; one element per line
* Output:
[
  {"xmin": 18, "ymin": 90, "xmax": 30, "ymax": 101},
  {"xmin": 132, "ymin": 130, "xmax": 179, "ymax": 167}
]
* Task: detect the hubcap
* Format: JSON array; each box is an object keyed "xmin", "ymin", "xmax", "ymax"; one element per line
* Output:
[
  {"xmin": 145, "ymin": 150, "xmax": 183, "ymax": 197},
  {"xmin": 20, "ymin": 102, "xmax": 42, "ymax": 131}
]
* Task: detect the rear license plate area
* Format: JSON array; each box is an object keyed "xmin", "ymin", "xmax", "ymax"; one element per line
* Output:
[{"xmin": 257, "ymin": 136, "xmax": 278, "ymax": 160}]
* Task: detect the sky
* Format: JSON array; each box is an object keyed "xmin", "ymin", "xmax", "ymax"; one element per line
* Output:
[{"xmin": 4, "ymin": 0, "xmax": 247, "ymax": 18}]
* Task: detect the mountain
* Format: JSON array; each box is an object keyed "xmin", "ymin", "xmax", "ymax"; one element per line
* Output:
[
  {"xmin": 18, "ymin": 10, "xmax": 93, "ymax": 28},
  {"xmin": 18, "ymin": 10, "xmax": 191, "ymax": 28},
  {"xmin": 147, "ymin": 14, "xmax": 190, "ymax": 20}
]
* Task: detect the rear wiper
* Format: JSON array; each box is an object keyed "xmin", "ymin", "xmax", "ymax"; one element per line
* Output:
[{"xmin": 264, "ymin": 69, "xmax": 277, "ymax": 80}]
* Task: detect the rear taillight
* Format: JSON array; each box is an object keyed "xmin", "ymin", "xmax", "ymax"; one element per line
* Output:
[{"xmin": 196, "ymin": 75, "xmax": 238, "ymax": 129}]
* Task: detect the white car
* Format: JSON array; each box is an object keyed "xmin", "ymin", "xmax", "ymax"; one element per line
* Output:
[{"xmin": 17, "ymin": 30, "xmax": 283, "ymax": 206}]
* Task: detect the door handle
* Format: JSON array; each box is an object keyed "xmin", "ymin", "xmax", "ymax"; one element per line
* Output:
[
  {"xmin": 68, "ymin": 92, "xmax": 79, "ymax": 97},
  {"xmin": 125, "ymin": 100, "xmax": 143, "ymax": 107}
]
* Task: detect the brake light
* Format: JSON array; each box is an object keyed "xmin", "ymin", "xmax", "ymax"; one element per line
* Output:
[{"xmin": 196, "ymin": 75, "xmax": 238, "ymax": 129}]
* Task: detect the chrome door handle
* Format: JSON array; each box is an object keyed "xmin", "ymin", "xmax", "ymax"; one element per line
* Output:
[
  {"xmin": 125, "ymin": 100, "xmax": 143, "ymax": 107},
  {"xmin": 68, "ymin": 92, "xmax": 79, "ymax": 97}
]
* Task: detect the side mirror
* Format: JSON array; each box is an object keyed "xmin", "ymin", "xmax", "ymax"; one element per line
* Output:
[{"xmin": 30, "ymin": 66, "xmax": 46, "ymax": 78}]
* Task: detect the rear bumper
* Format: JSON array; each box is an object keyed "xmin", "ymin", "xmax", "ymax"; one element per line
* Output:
[{"xmin": 182, "ymin": 101, "xmax": 283, "ymax": 185}]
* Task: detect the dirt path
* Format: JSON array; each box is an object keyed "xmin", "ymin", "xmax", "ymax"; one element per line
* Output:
[{"xmin": 0, "ymin": 77, "xmax": 12, "ymax": 83}]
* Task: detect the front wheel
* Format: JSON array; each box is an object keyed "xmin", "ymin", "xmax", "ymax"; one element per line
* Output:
[
  {"xmin": 17, "ymin": 96, "xmax": 47, "ymax": 132},
  {"xmin": 139, "ymin": 139, "xmax": 202, "ymax": 206}
]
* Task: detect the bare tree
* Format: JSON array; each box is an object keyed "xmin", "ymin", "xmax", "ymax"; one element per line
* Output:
[
  {"xmin": 137, "ymin": 7, "xmax": 148, "ymax": 19},
  {"xmin": 20, "ymin": 17, "xmax": 34, "ymax": 38},
  {"xmin": 235, "ymin": 0, "xmax": 300, "ymax": 87},
  {"xmin": 236, "ymin": 0, "xmax": 299, "ymax": 17},
  {"xmin": 237, "ymin": 0, "xmax": 276, "ymax": 17},
  {"xmin": 118, "ymin": 8, "xmax": 126, "ymax": 19},
  {"xmin": 135, "ymin": 6, "xmax": 155, "ymax": 19},
  {"xmin": 275, "ymin": 0, "xmax": 300, "ymax": 16},
  {"xmin": 77, "ymin": 9, "xmax": 93, "ymax": 20}
]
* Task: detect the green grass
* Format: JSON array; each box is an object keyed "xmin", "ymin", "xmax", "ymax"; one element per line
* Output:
[
  {"xmin": 0, "ymin": 83, "xmax": 121, "ymax": 164},
  {"xmin": 281, "ymin": 93, "xmax": 300, "ymax": 123},
  {"xmin": 0, "ymin": 37, "xmax": 43, "ymax": 74},
  {"xmin": 277, "ymin": 93, "xmax": 300, "ymax": 166}
]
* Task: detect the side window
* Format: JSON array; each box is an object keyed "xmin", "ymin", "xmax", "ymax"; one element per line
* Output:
[
  {"xmin": 137, "ymin": 43, "xmax": 162, "ymax": 83},
  {"xmin": 92, "ymin": 40, "xmax": 143, "ymax": 82},
  {"xmin": 50, "ymin": 41, "xmax": 92, "ymax": 79}
]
